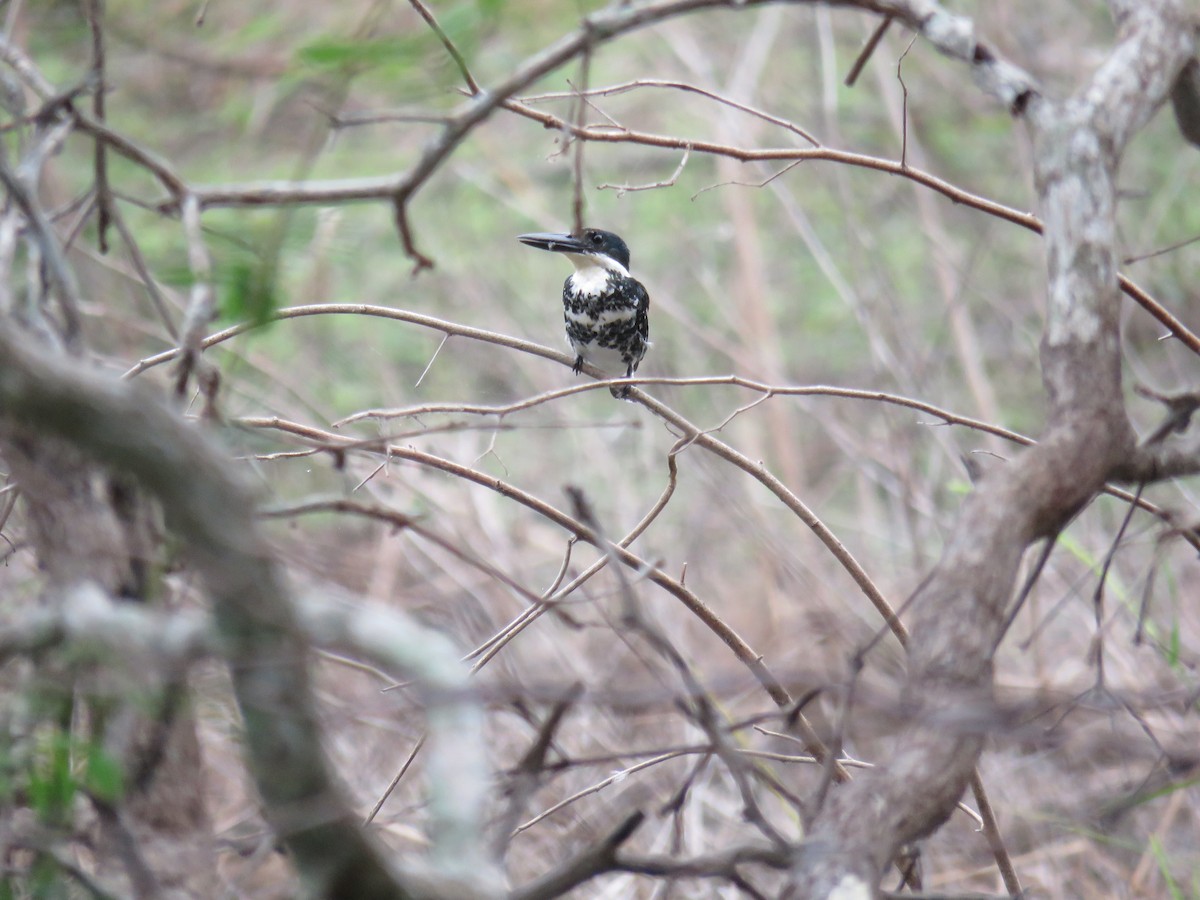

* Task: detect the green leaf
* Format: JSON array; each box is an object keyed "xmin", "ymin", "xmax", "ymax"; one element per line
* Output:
[
  {"xmin": 221, "ymin": 256, "xmax": 278, "ymax": 327},
  {"xmin": 1167, "ymin": 619, "xmax": 1181, "ymax": 666},
  {"xmin": 1147, "ymin": 835, "xmax": 1184, "ymax": 900},
  {"xmin": 85, "ymin": 744, "xmax": 124, "ymax": 804},
  {"xmin": 28, "ymin": 734, "xmax": 74, "ymax": 825},
  {"xmin": 297, "ymin": 36, "xmax": 424, "ymax": 71}
]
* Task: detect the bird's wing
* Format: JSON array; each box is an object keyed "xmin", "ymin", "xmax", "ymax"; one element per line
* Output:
[{"xmin": 635, "ymin": 279, "xmax": 650, "ymax": 337}]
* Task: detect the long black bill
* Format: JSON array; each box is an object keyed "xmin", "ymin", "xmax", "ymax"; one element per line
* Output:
[{"xmin": 517, "ymin": 232, "xmax": 587, "ymax": 254}]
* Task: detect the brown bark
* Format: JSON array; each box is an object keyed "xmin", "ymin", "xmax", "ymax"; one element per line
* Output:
[
  {"xmin": 790, "ymin": 2, "xmax": 1195, "ymax": 896},
  {"xmin": 1, "ymin": 425, "xmax": 218, "ymax": 896}
]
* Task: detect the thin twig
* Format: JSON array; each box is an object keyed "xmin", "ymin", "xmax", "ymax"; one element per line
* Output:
[
  {"xmin": 571, "ymin": 45, "xmax": 592, "ymax": 233},
  {"xmin": 262, "ymin": 497, "xmax": 548, "ymax": 609},
  {"xmin": 364, "ymin": 733, "xmax": 425, "ymax": 825},
  {"xmin": 598, "ymin": 146, "xmax": 691, "ymax": 195},
  {"xmin": 515, "ymin": 751, "xmax": 687, "ymax": 834},
  {"xmin": 414, "ymin": 333, "xmax": 448, "ymax": 388},
  {"xmin": 897, "ymin": 34, "xmax": 918, "ymax": 167},
  {"xmin": 493, "ymin": 683, "xmax": 584, "ymax": 855},
  {"xmin": 467, "ymin": 449, "xmax": 682, "ymax": 666},
  {"xmin": 83, "ymin": 0, "xmax": 111, "ymax": 252},
  {"xmin": 107, "ymin": 203, "xmax": 180, "ymax": 340},
  {"xmin": 126, "ymin": 305, "xmax": 1194, "ymax": 582},
  {"xmin": 1123, "ymin": 231, "xmax": 1200, "ymax": 264},
  {"xmin": 567, "ymin": 487, "xmax": 794, "ymax": 843},
  {"xmin": 845, "ymin": 16, "xmax": 894, "ymax": 87},
  {"xmin": 510, "ymin": 811, "xmax": 647, "ymax": 900},
  {"xmin": 519, "ymin": 78, "xmax": 820, "ymax": 146},
  {"xmin": 0, "ymin": 151, "xmax": 84, "ymax": 347},
  {"xmin": 174, "ymin": 195, "xmax": 217, "ymax": 399},
  {"xmin": 968, "ymin": 771, "xmax": 1023, "ymax": 896},
  {"xmin": 408, "ymin": 0, "xmax": 480, "ymax": 95}
]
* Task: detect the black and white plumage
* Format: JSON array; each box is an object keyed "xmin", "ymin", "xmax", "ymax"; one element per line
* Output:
[{"xmin": 518, "ymin": 228, "xmax": 650, "ymax": 398}]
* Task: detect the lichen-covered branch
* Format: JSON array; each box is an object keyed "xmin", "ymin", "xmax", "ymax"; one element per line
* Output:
[
  {"xmin": 0, "ymin": 332, "xmax": 498, "ymax": 899},
  {"xmin": 789, "ymin": 2, "xmax": 1195, "ymax": 896}
]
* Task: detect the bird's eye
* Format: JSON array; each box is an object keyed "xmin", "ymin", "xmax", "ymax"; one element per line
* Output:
[{"xmin": 590, "ymin": 233, "xmax": 603, "ymax": 245}]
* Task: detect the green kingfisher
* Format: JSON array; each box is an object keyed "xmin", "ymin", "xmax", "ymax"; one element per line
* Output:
[{"xmin": 518, "ymin": 227, "xmax": 650, "ymax": 398}]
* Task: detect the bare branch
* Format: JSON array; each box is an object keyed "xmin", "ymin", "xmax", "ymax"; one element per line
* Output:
[
  {"xmin": 520, "ymin": 79, "xmax": 819, "ymax": 145},
  {"xmin": 385, "ymin": 443, "xmax": 803, "ymax": 714},
  {"xmin": 0, "ymin": 332, "xmax": 498, "ymax": 898},
  {"xmin": 408, "ymin": 0, "xmax": 480, "ymax": 95},
  {"xmin": 173, "ymin": 195, "xmax": 218, "ymax": 401},
  {"xmin": 128, "ymin": 302, "xmax": 1197, "ymax": 646},
  {"xmin": 791, "ymin": 2, "xmax": 1195, "ymax": 895},
  {"xmin": 82, "ymin": 0, "xmax": 111, "ymax": 253},
  {"xmin": 598, "ymin": 146, "xmax": 691, "ymax": 195},
  {"xmin": 107, "ymin": 204, "xmax": 180, "ymax": 340},
  {"xmin": 510, "ymin": 811, "xmax": 647, "ymax": 900},
  {"xmin": 845, "ymin": 16, "xmax": 893, "ymax": 87},
  {"xmin": 492, "ymin": 683, "xmax": 583, "ymax": 855},
  {"xmin": 0, "ymin": 147, "xmax": 84, "ymax": 347},
  {"xmin": 263, "ymin": 497, "xmax": 548, "ymax": 608}
]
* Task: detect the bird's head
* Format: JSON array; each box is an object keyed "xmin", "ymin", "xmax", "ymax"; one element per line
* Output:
[{"xmin": 518, "ymin": 227, "xmax": 631, "ymax": 273}]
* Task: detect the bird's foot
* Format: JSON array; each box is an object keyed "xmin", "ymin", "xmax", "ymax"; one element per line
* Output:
[
  {"xmin": 610, "ymin": 364, "xmax": 637, "ymax": 399},
  {"xmin": 572, "ymin": 355, "xmax": 584, "ymax": 375}
]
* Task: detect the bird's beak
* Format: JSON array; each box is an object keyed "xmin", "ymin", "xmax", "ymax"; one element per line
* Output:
[{"xmin": 517, "ymin": 232, "xmax": 588, "ymax": 254}]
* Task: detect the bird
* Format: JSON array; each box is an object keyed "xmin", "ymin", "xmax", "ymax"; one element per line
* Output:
[{"xmin": 517, "ymin": 227, "xmax": 650, "ymax": 399}]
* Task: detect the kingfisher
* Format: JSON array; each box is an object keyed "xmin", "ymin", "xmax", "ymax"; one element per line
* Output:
[{"xmin": 518, "ymin": 227, "xmax": 650, "ymax": 398}]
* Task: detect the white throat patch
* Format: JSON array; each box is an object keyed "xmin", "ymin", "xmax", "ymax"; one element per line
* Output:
[{"xmin": 565, "ymin": 253, "xmax": 629, "ymax": 298}]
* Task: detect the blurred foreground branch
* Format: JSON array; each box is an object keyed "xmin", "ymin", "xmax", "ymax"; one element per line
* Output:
[{"xmin": 0, "ymin": 331, "xmax": 499, "ymax": 898}]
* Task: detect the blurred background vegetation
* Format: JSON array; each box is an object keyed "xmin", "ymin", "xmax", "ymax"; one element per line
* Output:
[{"xmin": 7, "ymin": 0, "xmax": 1200, "ymax": 896}]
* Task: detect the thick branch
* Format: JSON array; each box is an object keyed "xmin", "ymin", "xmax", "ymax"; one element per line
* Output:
[
  {"xmin": 0, "ymin": 332, "xmax": 497, "ymax": 899},
  {"xmin": 790, "ymin": 2, "xmax": 1195, "ymax": 896}
]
